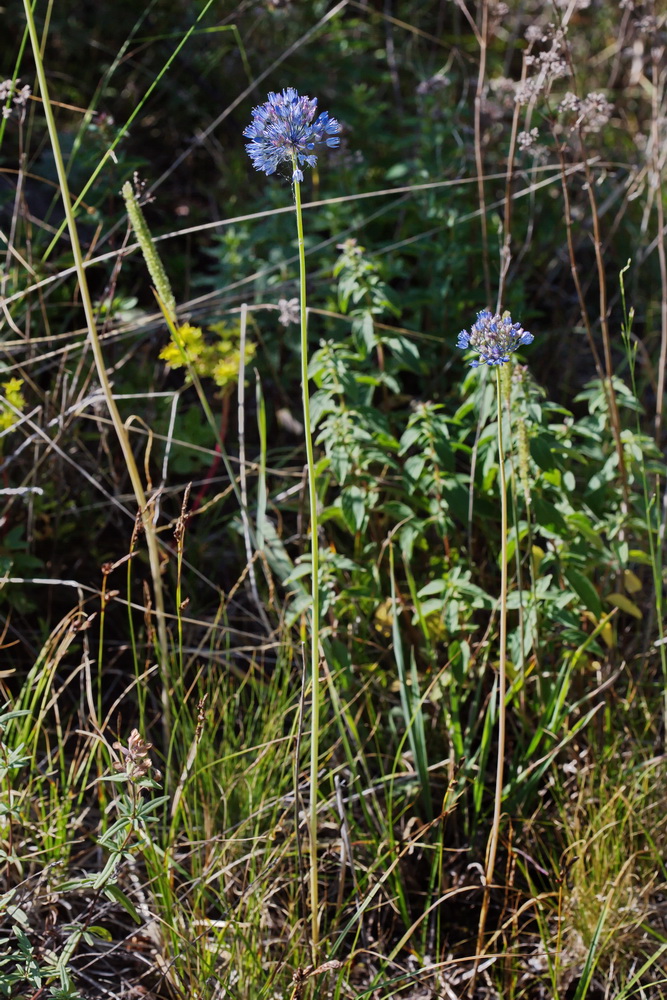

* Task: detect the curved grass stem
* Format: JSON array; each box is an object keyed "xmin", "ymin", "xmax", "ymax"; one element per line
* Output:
[{"xmin": 23, "ymin": 0, "xmax": 171, "ymax": 738}]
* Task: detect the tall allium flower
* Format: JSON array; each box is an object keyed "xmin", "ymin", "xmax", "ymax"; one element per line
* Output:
[
  {"xmin": 457, "ymin": 309, "xmax": 534, "ymax": 367},
  {"xmin": 460, "ymin": 305, "xmax": 533, "ymax": 982},
  {"xmin": 244, "ymin": 87, "xmax": 340, "ymax": 182},
  {"xmin": 244, "ymin": 87, "xmax": 341, "ymax": 960}
]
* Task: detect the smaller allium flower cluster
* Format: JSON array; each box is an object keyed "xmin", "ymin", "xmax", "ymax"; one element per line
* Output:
[
  {"xmin": 457, "ymin": 310, "xmax": 534, "ymax": 367},
  {"xmin": 244, "ymin": 87, "xmax": 340, "ymax": 182}
]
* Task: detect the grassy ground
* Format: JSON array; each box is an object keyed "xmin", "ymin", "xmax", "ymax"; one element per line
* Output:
[{"xmin": 1, "ymin": 1, "xmax": 667, "ymax": 997}]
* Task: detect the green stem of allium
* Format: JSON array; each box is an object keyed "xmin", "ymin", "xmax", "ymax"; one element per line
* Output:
[
  {"xmin": 23, "ymin": 1, "xmax": 170, "ymax": 737},
  {"xmin": 488, "ymin": 365, "xmax": 508, "ymax": 882},
  {"xmin": 293, "ymin": 166, "xmax": 321, "ymax": 958},
  {"xmin": 473, "ymin": 366, "xmax": 508, "ymax": 981}
]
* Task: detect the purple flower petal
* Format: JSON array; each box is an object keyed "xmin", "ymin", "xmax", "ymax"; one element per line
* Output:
[
  {"xmin": 245, "ymin": 88, "xmax": 341, "ymax": 182},
  {"xmin": 457, "ymin": 310, "xmax": 534, "ymax": 368}
]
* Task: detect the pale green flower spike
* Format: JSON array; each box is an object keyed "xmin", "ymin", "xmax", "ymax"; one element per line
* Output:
[{"xmin": 122, "ymin": 180, "xmax": 177, "ymax": 323}]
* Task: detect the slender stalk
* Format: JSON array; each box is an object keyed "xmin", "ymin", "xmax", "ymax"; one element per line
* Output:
[
  {"xmin": 453, "ymin": 0, "xmax": 490, "ymax": 307},
  {"xmin": 471, "ymin": 366, "xmax": 508, "ymax": 986},
  {"xmin": 553, "ymin": 21, "xmax": 629, "ymax": 507},
  {"xmin": 620, "ymin": 267, "xmax": 667, "ymax": 740},
  {"xmin": 496, "ymin": 46, "xmax": 531, "ymax": 312},
  {"xmin": 237, "ymin": 303, "xmax": 271, "ymax": 634},
  {"xmin": 293, "ymin": 167, "xmax": 321, "ymax": 959},
  {"xmin": 489, "ymin": 365, "xmax": 508, "ymax": 887},
  {"xmin": 555, "ymin": 143, "xmax": 628, "ymax": 511},
  {"xmin": 22, "ymin": 0, "xmax": 171, "ymax": 735},
  {"xmin": 473, "ymin": 0, "xmax": 492, "ymax": 306},
  {"xmin": 578, "ymin": 150, "xmax": 629, "ymax": 507},
  {"xmin": 650, "ymin": 48, "xmax": 667, "ymax": 448}
]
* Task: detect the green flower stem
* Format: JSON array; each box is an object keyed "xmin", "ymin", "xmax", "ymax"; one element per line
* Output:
[
  {"xmin": 488, "ymin": 366, "xmax": 508, "ymax": 880},
  {"xmin": 474, "ymin": 366, "xmax": 508, "ymax": 973},
  {"xmin": 22, "ymin": 0, "xmax": 171, "ymax": 736},
  {"xmin": 293, "ymin": 165, "xmax": 321, "ymax": 958}
]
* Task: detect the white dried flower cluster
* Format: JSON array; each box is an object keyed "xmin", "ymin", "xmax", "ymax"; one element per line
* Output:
[
  {"xmin": 517, "ymin": 127, "xmax": 540, "ymax": 150},
  {"xmin": 619, "ymin": 0, "xmax": 636, "ymax": 8},
  {"xmin": 525, "ymin": 25, "xmax": 546, "ymax": 44},
  {"xmin": 532, "ymin": 144, "xmax": 551, "ymax": 164},
  {"xmin": 0, "ymin": 79, "xmax": 31, "ymax": 120},
  {"xmin": 558, "ymin": 90, "xmax": 612, "ymax": 132},
  {"xmin": 486, "ymin": 76, "xmax": 519, "ymax": 116},
  {"xmin": 542, "ymin": 24, "xmax": 568, "ymax": 46},
  {"xmin": 636, "ymin": 15, "xmax": 657, "ymax": 34},
  {"xmin": 278, "ymin": 297, "xmax": 300, "ymax": 327},
  {"xmin": 580, "ymin": 91, "xmax": 613, "ymax": 131},
  {"xmin": 515, "ymin": 78, "xmax": 540, "ymax": 106},
  {"xmin": 525, "ymin": 46, "xmax": 568, "ymax": 81},
  {"xmin": 490, "ymin": 76, "xmax": 518, "ymax": 96},
  {"xmin": 554, "ymin": 0, "xmax": 590, "ymax": 8},
  {"xmin": 559, "ymin": 91, "xmax": 580, "ymax": 114},
  {"xmin": 516, "ymin": 24, "xmax": 569, "ymax": 106}
]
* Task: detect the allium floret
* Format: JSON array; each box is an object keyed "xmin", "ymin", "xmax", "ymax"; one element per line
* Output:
[
  {"xmin": 457, "ymin": 309, "xmax": 534, "ymax": 367},
  {"xmin": 244, "ymin": 87, "xmax": 340, "ymax": 183}
]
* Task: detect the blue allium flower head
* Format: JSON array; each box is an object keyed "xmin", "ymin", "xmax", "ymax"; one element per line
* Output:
[
  {"xmin": 457, "ymin": 309, "xmax": 534, "ymax": 367},
  {"xmin": 244, "ymin": 87, "xmax": 341, "ymax": 183}
]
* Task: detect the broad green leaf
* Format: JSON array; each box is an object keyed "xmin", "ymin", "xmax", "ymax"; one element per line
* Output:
[
  {"xmin": 605, "ymin": 593, "xmax": 642, "ymax": 619},
  {"xmin": 566, "ymin": 512, "xmax": 604, "ymax": 550},
  {"xmin": 529, "ymin": 436, "xmax": 558, "ymax": 471},
  {"xmin": 564, "ymin": 568, "xmax": 602, "ymax": 620},
  {"xmin": 403, "ymin": 454, "xmax": 425, "ymax": 484},
  {"xmin": 628, "ymin": 549, "xmax": 652, "ymax": 565},
  {"xmin": 399, "ymin": 425, "xmax": 422, "ymax": 454},
  {"xmin": 341, "ymin": 486, "xmax": 367, "ymax": 533},
  {"xmin": 532, "ymin": 497, "xmax": 568, "ymax": 536},
  {"xmin": 623, "ymin": 569, "xmax": 642, "ymax": 594},
  {"xmin": 418, "ymin": 579, "xmax": 447, "ymax": 597},
  {"xmin": 329, "ymin": 445, "xmax": 351, "ymax": 484},
  {"xmin": 103, "ymin": 884, "xmax": 141, "ymax": 924},
  {"xmin": 531, "ymin": 545, "xmax": 546, "ymax": 575}
]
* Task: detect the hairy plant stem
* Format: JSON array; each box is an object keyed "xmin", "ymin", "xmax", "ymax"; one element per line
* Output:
[
  {"xmin": 23, "ymin": 0, "xmax": 171, "ymax": 737},
  {"xmin": 471, "ymin": 366, "xmax": 508, "ymax": 989},
  {"xmin": 293, "ymin": 166, "xmax": 321, "ymax": 960}
]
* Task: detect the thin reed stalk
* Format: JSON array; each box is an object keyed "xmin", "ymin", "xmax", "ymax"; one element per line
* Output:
[
  {"xmin": 496, "ymin": 43, "xmax": 531, "ymax": 312},
  {"xmin": 555, "ymin": 143, "xmax": 628, "ymax": 510},
  {"xmin": 473, "ymin": 0, "xmax": 491, "ymax": 306},
  {"xmin": 650, "ymin": 50, "xmax": 667, "ymax": 448},
  {"xmin": 554, "ymin": 18, "xmax": 629, "ymax": 507},
  {"xmin": 22, "ymin": 0, "xmax": 171, "ymax": 736}
]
